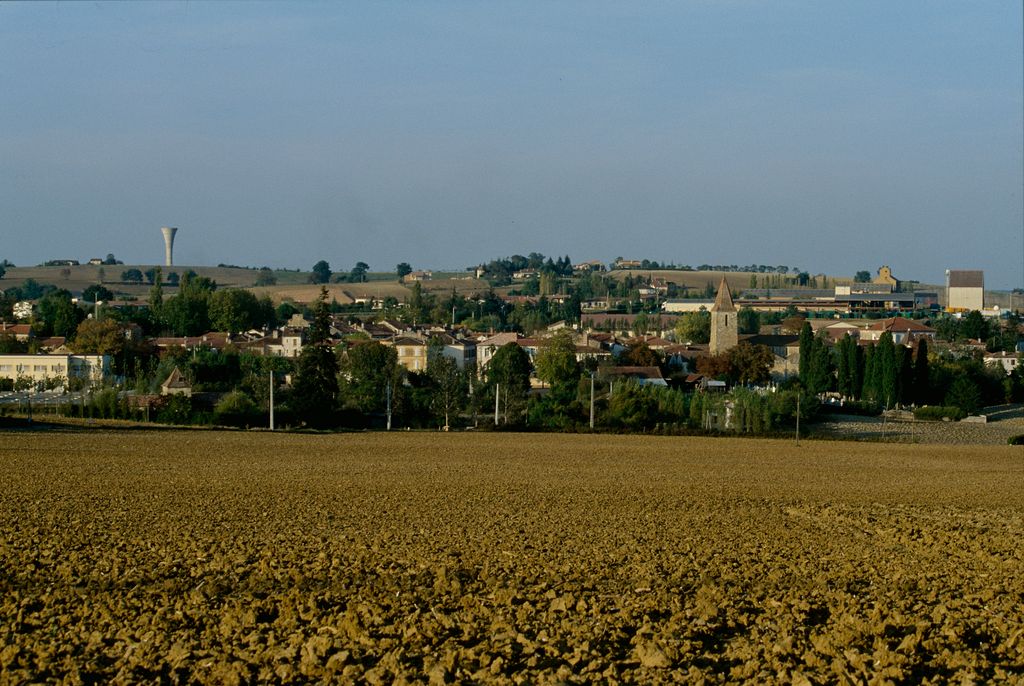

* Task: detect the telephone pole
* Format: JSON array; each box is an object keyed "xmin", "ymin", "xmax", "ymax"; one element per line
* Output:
[
  {"xmin": 589, "ymin": 372, "xmax": 595, "ymax": 429},
  {"xmin": 494, "ymin": 383, "xmax": 500, "ymax": 425}
]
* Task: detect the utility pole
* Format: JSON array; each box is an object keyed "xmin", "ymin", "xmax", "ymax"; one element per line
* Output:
[
  {"xmin": 494, "ymin": 383, "xmax": 500, "ymax": 426},
  {"xmin": 269, "ymin": 370, "xmax": 274, "ymax": 431},
  {"xmin": 589, "ymin": 372, "xmax": 595, "ymax": 429},
  {"xmin": 386, "ymin": 381, "xmax": 392, "ymax": 431},
  {"xmin": 795, "ymin": 393, "xmax": 801, "ymax": 445},
  {"xmin": 882, "ymin": 395, "xmax": 889, "ymax": 440}
]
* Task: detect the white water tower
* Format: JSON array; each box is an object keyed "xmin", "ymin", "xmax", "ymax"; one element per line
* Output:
[{"xmin": 160, "ymin": 226, "xmax": 178, "ymax": 267}]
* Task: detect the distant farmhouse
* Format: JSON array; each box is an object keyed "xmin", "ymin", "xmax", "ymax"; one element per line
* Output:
[
  {"xmin": 402, "ymin": 270, "xmax": 433, "ymax": 283},
  {"xmin": 873, "ymin": 265, "xmax": 900, "ymax": 291}
]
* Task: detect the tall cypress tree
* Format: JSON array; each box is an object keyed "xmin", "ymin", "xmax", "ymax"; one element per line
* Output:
[
  {"xmin": 863, "ymin": 345, "xmax": 877, "ymax": 402},
  {"xmin": 913, "ymin": 338, "xmax": 930, "ymax": 405},
  {"xmin": 809, "ymin": 334, "xmax": 833, "ymax": 395},
  {"xmin": 897, "ymin": 345, "xmax": 913, "ymax": 407},
  {"xmin": 878, "ymin": 332, "xmax": 898, "ymax": 409},
  {"xmin": 798, "ymin": 321, "xmax": 814, "ymax": 387},
  {"xmin": 850, "ymin": 340, "xmax": 864, "ymax": 400},
  {"xmin": 836, "ymin": 335, "xmax": 851, "ymax": 398}
]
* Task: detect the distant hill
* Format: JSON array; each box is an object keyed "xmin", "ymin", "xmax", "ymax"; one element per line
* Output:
[
  {"xmin": 0, "ymin": 264, "xmax": 292, "ymax": 300},
  {"xmin": 0, "ymin": 264, "xmax": 492, "ymax": 304}
]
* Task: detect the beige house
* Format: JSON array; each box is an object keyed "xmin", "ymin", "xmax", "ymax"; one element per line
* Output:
[
  {"xmin": 0, "ymin": 323, "xmax": 33, "ymax": 341},
  {"xmin": 402, "ymin": 271, "xmax": 433, "ymax": 283},
  {"xmin": 860, "ymin": 317, "xmax": 937, "ymax": 345},
  {"xmin": 387, "ymin": 335, "xmax": 429, "ymax": 371},
  {"xmin": 161, "ymin": 367, "xmax": 192, "ymax": 397}
]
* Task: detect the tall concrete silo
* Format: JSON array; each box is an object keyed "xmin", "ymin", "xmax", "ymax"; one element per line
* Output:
[{"xmin": 161, "ymin": 227, "xmax": 178, "ymax": 267}]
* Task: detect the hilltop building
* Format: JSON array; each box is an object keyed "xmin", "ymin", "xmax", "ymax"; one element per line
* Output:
[
  {"xmin": 709, "ymin": 277, "xmax": 738, "ymax": 355},
  {"xmin": 874, "ymin": 265, "xmax": 900, "ymax": 291}
]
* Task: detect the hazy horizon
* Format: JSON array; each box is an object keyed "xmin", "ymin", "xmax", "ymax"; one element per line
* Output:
[{"xmin": 1, "ymin": 2, "xmax": 1021, "ymax": 288}]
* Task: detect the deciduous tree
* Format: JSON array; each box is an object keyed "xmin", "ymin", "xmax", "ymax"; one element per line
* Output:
[
  {"xmin": 72, "ymin": 318, "xmax": 126, "ymax": 356},
  {"xmin": 737, "ymin": 307, "xmax": 760, "ymax": 334},
  {"xmin": 82, "ymin": 284, "xmax": 113, "ymax": 304},
  {"xmin": 428, "ymin": 353, "xmax": 464, "ymax": 429},
  {"xmin": 36, "ymin": 290, "xmax": 82, "ymax": 338},
  {"xmin": 674, "ymin": 311, "xmax": 710, "ymax": 344},
  {"xmin": 534, "ymin": 331, "xmax": 581, "ymax": 399},
  {"xmin": 340, "ymin": 341, "xmax": 401, "ymax": 414},
  {"xmin": 310, "ymin": 260, "xmax": 331, "ymax": 285}
]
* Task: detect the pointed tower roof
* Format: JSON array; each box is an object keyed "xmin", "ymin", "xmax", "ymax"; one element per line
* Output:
[
  {"xmin": 710, "ymin": 277, "xmax": 736, "ymax": 313},
  {"xmin": 162, "ymin": 366, "xmax": 191, "ymax": 391}
]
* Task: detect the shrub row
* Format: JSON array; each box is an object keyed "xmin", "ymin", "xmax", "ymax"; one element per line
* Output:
[{"xmin": 913, "ymin": 405, "xmax": 966, "ymax": 422}]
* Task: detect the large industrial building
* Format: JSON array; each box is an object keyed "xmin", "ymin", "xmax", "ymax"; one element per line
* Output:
[{"xmin": 946, "ymin": 270, "xmax": 984, "ymax": 312}]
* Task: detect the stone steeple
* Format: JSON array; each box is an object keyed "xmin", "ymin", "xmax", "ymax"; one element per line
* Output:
[{"xmin": 709, "ymin": 277, "xmax": 738, "ymax": 354}]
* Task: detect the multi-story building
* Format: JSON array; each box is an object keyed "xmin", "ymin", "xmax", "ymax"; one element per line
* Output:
[
  {"xmin": 0, "ymin": 354, "xmax": 110, "ymax": 387},
  {"xmin": 388, "ymin": 336, "xmax": 429, "ymax": 372}
]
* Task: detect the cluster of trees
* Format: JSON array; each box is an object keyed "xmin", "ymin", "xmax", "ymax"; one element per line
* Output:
[
  {"xmin": 148, "ymin": 271, "xmax": 282, "ymax": 337},
  {"xmin": 309, "ymin": 261, "xmax": 371, "ymax": 285},
  {"xmin": 796, "ymin": 321, "xmax": 1023, "ymax": 415},
  {"xmin": 120, "ymin": 268, "xmax": 182, "ymax": 286},
  {"xmin": 660, "ymin": 263, "xmax": 796, "ymax": 274},
  {"xmin": 479, "ymin": 254, "xmax": 575, "ymax": 285},
  {"xmin": 934, "ymin": 310, "xmax": 1019, "ymax": 351}
]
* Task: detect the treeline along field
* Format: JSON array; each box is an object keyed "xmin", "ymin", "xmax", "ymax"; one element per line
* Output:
[{"xmin": 1, "ymin": 431, "xmax": 1022, "ymax": 683}]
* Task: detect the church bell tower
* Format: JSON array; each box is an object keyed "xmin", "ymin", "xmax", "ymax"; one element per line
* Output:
[{"xmin": 709, "ymin": 277, "xmax": 738, "ymax": 354}]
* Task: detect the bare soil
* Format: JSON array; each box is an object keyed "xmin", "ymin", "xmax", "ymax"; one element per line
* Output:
[{"xmin": 1, "ymin": 431, "xmax": 1021, "ymax": 683}]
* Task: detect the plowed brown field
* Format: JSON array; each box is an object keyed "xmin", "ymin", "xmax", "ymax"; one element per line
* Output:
[{"xmin": 2, "ymin": 431, "xmax": 1022, "ymax": 684}]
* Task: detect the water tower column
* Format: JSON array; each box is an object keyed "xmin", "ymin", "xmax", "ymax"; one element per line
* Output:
[{"xmin": 160, "ymin": 226, "xmax": 178, "ymax": 267}]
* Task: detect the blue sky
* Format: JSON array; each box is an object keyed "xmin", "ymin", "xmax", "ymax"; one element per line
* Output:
[{"xmin": 1, "ymin": 1, "xmax": 1021, "ymax": 287}]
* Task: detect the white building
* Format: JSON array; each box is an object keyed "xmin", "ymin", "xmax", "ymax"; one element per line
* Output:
[
  {"xmin": 661, "ymin": 299, "xmax": 713, "ymax": 313},
  {"xmin": 13, "ymin": 301, "xmax": 33, "ymax": 319},
  {"xmin": 946, "ymin": 270, "xmax": 984, "ymax": 312},
  {"xmin": 0, "ymin": 354, "xmax": 111, "ymax": 387},
  {"xmin": 476, "ymin": 332, "xmax": 520, "ymax": 372},
  {"xmin": 984, "ymin": 352, "xmax": 1021, "ymax": 375}
]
